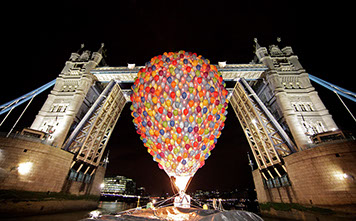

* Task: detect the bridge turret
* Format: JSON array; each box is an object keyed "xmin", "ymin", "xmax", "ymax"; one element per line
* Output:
[
  {"xmin": 254, "ymin": 39, "xmax": 339, "ymax": 150},
  {"xmin": 30, "ymin": 44, "xmax": 104, "ymax": 148}
]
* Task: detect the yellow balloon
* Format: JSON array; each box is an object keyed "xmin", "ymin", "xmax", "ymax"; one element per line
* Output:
[
  {"xmin": 203, "ymin": 99, "xmax": 209, "ymax": 106},
  {"xmin": 166, "ymin": 100, "xmax": 171, "ymax": 106},
  {"xmin": 189, "ymin": 115, "xmax": 194, "ymax": 123},
  {"xmin": 172, "ymin": 133, "xmax": 177, "ymax": 141}
]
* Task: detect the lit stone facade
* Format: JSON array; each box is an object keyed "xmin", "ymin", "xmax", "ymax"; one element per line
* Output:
[
  {"xmin": 254, "ymin": 44, "xmax": 339, "ymax": 150},
  {"xmin": 30, "ymin": 48, "xmax": 104, "ymax": 147}
]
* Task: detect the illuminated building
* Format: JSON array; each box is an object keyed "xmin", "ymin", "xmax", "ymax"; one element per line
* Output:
[{"xmin": 102, "ymin": 175, "xmax": 136, "ymax": 195}]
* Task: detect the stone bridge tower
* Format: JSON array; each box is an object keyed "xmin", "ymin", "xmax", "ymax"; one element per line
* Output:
[
  {"xmin": 30, "ymin": 45, "xmax": 104, "ymax": 147},
  {"xmin": 254, "ymin": 41, "xmax": 339, "ymax": 150}
]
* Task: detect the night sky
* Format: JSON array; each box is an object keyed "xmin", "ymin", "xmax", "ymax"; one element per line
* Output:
[{"xmin": 1, "ymin": 1, "xmax": 355, "ymax": 195}]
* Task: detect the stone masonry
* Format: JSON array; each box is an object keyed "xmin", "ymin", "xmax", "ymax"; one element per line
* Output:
[{"xmin": 253, "ymin": 140, "xmax": 356, "ymax": 207}]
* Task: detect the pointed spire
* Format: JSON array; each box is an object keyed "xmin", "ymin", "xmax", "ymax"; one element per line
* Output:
[
  {"xmin": 77, "ymin": 43, "xmax": 85, "ymax": 53},
  {"xmin": 254, "ymin": 38, "xmax": 260, "ymax": 49},
  {"xmin": 98, "ymin": 43, "xmax": 105, "ymax": 54}
]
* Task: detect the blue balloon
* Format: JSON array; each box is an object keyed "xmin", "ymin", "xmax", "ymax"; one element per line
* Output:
[
  {"xmin": 133, "ymin": 112, "xmax": 139, "ymax": 117},
  {"xmin": 188, "ymin": 126, "xmax": 193, "ymax": 133},
  {"xmin": 160, "ymin": 129, "xmax": 165, "ymax": 135},
  {"xmin": 141, "ymin": 97, "xmax": 145, "ymax": 102},
  {"xmin": 182, "ymin": 92, "xmax": 187, "ymax": 99},
  {"xmin": 183, "ymin": 59, "xmax": 188, "ymax": 64},
  {"xmin": 205, "ymin": 153, "xmax": 210, "ymax": 160},
  {"xmin": 203, "ymin": 107, "xmax": 208, "ymax": 114},
  {"xmin": 152, "ymin": 65, "xmax": 156, "ymax": 71},
  {"xmin": 196, "ymin": 65, "xmax": 201, "ymax": 70},
  {"xmin": 216, "ymin": 114, "xmax": 221, "ymax": 120},
  {"xmin": 143, "ymin": 138, "xmax": 147, "ymax": 143},
  {"xmin": 201, "ymin": 145, "xmax": 206, "ymax": 151},
  {"xmin": 170, "ymin": 120, "xmax": 175, "ymax": 127},
  {"xmin": 143, "ymin": 111, "xmax": 148, "ymax": 117},
  {"xmin": 182, "ymin": 159, "xmax": 187, "ymax": 165},
  {"xmin": 167, "ymin": 76, "xmax": 173, "ymax": 83},
  {"xmin": 166, "ymin": 58, "xmax": 170, "ymax": 63},
  {"xmin": 142, "ymin": 121, "xmax": 147, "ymax": 127},
  {"xmin": 160, "ymin": 97, "xmax": 165, "ymax": 104},
  {"xmin": 157, "ymin": 137, "xmax": 162, "ymax": 143},
  {"xmin": 210, "ymin": 86, "xmax": 215, "ymax": 93}
]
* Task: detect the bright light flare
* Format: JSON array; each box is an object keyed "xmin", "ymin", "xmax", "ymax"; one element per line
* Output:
[
  {"xmin": 18, "ymin": 162, "xmax": 33, "ymax": 175},
  {"xmin": 89, "ymin": 210, "xmax": 101, "ymax": 219},
  {"xmin": 174, "ymin": 176, "xmax": 191, "ymax": 192}
]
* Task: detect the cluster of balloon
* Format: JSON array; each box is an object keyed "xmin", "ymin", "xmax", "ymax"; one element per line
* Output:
[{"xmin": 130, "ymin": 51, "xmax": 228, "ymax": 191}]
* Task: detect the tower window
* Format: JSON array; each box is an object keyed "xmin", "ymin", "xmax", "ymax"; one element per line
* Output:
[
  {"xmin": 306, "ymin": 104, "xmax": 314, "ymax": 111},
  {"xmin": 50, "ymin": 105, "xmax": 57, "ymax": 112},
  {"xmin": 292, "ymin": 104, "xmax": 298, "ymax": 111},
  {"xmin": 299, "ymin": 104, "xmax": 306, "ymax": 111},
  {"xmin": 57, "ymin": 105, "xmax": 63, "ymax": 112}
]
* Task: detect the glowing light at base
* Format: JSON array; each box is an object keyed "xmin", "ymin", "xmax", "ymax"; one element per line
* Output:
[
  {"xmin": 130, "ymin": 51, "xmax": 228, "ymax": 206},
  {"xmin": 18, "ymin": 162, "xmax": 33, "ymax": 175},
  {"xmin": 174, "ymin": 176, "xmax": 191, "ymax": 192}
]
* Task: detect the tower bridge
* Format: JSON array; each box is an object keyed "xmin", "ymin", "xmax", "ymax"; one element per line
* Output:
[{"xmin": 0, "ymin": 42, "xmax": 355, "ymax": 213}]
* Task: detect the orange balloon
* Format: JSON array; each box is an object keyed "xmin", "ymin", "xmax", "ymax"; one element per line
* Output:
[
  {"xmin": 171, "ymin": 81, "xmax": 176, "ymax": 88},
  {"xmin": 189, "ymin": 100, "xmax": 194, "ymax": 107}
]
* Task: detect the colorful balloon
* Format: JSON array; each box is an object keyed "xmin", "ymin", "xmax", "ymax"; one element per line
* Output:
[{"xmin": 130, "ymin": 51, "xmax": 228, "ymax": 184}]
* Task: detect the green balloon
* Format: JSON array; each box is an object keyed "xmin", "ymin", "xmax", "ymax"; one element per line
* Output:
[
  {"xmin": 197, "ymin": 118, "xmax": 202, "ymax": 124},
  {"xmin": 162, "ymin": 121, "xmax": 168, "ymax": 128}
]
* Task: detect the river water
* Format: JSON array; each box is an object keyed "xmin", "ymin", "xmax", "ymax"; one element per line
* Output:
[{"xmin": 0, "ymin": 201, "xmax": 281, "ymax": 221}]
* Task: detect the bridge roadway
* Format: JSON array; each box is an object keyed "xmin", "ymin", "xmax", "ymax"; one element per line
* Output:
[
  {"xmin": 91, "ymin": 63, "xmax": 267, "ymax": 83},
  {"xmin": 91, "ymin": 63, "xmax": 267, "ymax": 101}
]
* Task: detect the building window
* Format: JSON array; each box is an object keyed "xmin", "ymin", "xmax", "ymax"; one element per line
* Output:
[
  {"xmin": 68, "ymin": 169, "xmax": 77, "ymax": 181},
  {"xmin": 306, "ymin": 104, "xmax": 314, "ymax": 111},
  {"xmin": 77, "ymin": 172, "xmax": 85, "ymax": 182},
  {"xmin": 57, "ymin": 106, "xmax": 63, "ymax": 112},
  {"xmin": 292, "ymin": 102, "xmax": 314, "ymax": 112},
  {"xmin": 50, "ymin": 105, "xmax": 57, "ymax": 112},
  {"xmin": 84, "ymin": 174, "xmax": 92, "ymax": 183},
  {"xmin": 299, "ymin": 104, "xmax": 306, "ymax": 111},
  {"xmin": 292, "ymin": 104, "xmax": 298, "ymax": 111}
]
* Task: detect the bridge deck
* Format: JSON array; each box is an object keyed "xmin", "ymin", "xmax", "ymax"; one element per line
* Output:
[{"xmin": 91, "ymin": 63, "xmax": 267, "ymax": 83}]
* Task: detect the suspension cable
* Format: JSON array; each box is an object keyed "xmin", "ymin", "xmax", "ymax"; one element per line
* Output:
[
  {"xmin": 6, "ymin": 95, "xmax": 36, "ymax": 137},
  {"xmin": 334, "ymin": 91, "xmax": 356, "ymax": 124}
]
